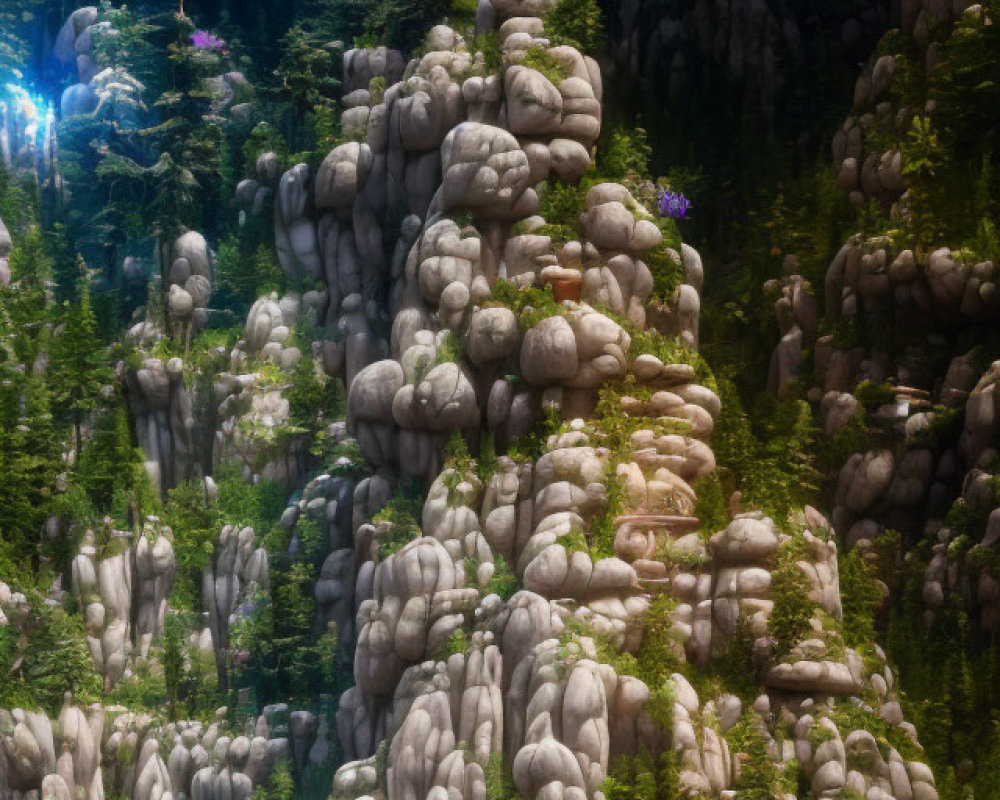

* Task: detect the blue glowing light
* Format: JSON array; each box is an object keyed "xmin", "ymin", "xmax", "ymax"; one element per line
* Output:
[
  {"xmin": 5, "ymin": 84, "xmax": 52, "ymax": 120},
  {"xmin": 3, "ymin": 83, "xmax": 55, "ymax": 150}
]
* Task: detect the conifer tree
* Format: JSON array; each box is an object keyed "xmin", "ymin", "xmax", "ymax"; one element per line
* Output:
[{"xmin": 48, "ymin": 257, "xmax": 109, "ymax": 455}]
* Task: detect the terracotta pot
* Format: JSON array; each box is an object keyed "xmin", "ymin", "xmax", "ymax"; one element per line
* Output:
[{"xmin": 550, "ymin": 274, "xmax": 583, "ymax": 302}]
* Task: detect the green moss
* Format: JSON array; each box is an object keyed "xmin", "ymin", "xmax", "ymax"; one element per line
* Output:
[
  {"xmin": 829, "ymin": 700, "xmax": 923, "ymax": 762},
  {"xmin": 518, "ymin": 46, "xmax": 573, "ymax": 86},
  {"xmin": 372, "ymin": 496, "xmax": 423, "ymax": 560},
  {"xmin": 488, "ymin": 280, "xmax": 568, "ymax": 329}
]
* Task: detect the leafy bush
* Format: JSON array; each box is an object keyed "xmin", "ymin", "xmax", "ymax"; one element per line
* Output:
[
  {"xmin": 838, "ymin": 547, "xmax": 884, "ymax": 648},
  {"xmin": 242, "ymin": 123, "xmax": 289, "ymax": 176},
  {"xmin": 372, "ymin": 496, "xmax": 424, "ymax": 560},
  {"xmin": 537, "ymin": 179, "xmax": 586, "ymax": 225},
  {"xmin": 711, "ymin": 379, "xmax": 819, "ymax": 526},
  {"xmin": 541, "ymin": 0, "xmax": 604, "ymax": 54},
  {"xmin": 163, "ymin": 479, "xmax": 220, "ymax": 609},
  {"xmin": 603, "ymin": 749, "xmax": 666, "ymax": 800},
  {"xmin": 596, "ymin": 126, "xmax": 651, "ymax": 182},
  {"xmin": 484, "ymin": 754, "xmax": 518, "ymax": 800},
  {"xmin": 105, "ymin": 657, "xmax": 168, "ymax": 711},
  {"xmin": 472, "ymin": 32, "xmax": 503, "ymax": 74},
  {"xmin": 768, "ymin": 540, "xmax": 815, "ymax": 659},
  {"xmin": 286, "ymin": 355, "xmax": 343, "ymax": 445},
  {"xmin": 435, "ymin": 629, "xmax": 470, "ymax": 661},
  {"xmin": 215, "ymin": 237, "xmax": 286, "ymax": 310},
  {"xmin": 725, "ymin": 714, "xmax": 785, "ymax": 800},
  {"xmin": 215, "ymin": 470, "xmax": 287, "ymax": 535},
  {"xmin": 853, "ymin": 380, "xmax": 896, "ymax": 411},
  {"xmin": 487, "ymin": 554, "xmax": 520, "ymax": 601}
]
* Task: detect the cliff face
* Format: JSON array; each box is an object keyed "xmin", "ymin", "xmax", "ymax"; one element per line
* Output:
[{"xmin": 1, "ymin": 1, "xmax": 999, "ymax": 799}]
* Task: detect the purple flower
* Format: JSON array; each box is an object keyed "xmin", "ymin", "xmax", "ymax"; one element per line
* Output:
[
  {"xmin": 191, "ymin": 30, "xmax": 226, "ymax": 50},
  {"xmin": 658, "ymin": 189, "xmax": 692, "ymax": 220}
]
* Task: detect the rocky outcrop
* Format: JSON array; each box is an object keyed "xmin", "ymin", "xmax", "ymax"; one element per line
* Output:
[{"xmin": 71, "ymin": 519, "xmax": 176, "ymax": 689}]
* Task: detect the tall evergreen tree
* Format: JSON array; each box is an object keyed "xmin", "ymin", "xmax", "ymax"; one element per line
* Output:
[{"xmin": 48, "ymin": 258, "xmax": 109, "ymax": 455}]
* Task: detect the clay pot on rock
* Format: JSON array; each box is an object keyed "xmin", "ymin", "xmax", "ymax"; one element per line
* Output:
[{"xmin": 549, "ymin": 272, "xmax": 583, "ymax": 302}]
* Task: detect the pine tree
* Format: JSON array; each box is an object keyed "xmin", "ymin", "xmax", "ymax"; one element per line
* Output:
[
  {"xmin": 76, "ymin": 403, "xmax": 138, "ymax": 513},
  {"xmin": 48, "ymin": 258, "xmax": 109, "ymax": 455}
]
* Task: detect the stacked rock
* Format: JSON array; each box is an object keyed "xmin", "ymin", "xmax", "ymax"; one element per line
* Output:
[
  {"xmin": 833, "ymin": 0, "xmax": 981, "ymax": 207},
  {"xmin": 164, "ymin": 231, "xmax": 214, "ymax": 342},
  {"xmin": 70, "ymin": 518, "xmax": 176, "ymax": 689},
  {"xmin": 55, "ymin": 6, "xmax": 101, "ymax": 117},
  {"xmin": 122, "ymin": 347, "xmax": 197, "ymax": 497}
]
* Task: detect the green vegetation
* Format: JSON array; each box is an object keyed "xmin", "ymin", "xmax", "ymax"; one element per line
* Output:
[
  {"xmin": 838, "ymin": 547, "xmax": 884, "ymax": 649},
  {"xmin": 484, "ymin": 754, "xmax": 519, "ymax": 800},
  {"xmin": 163, "ymin": 480, "xmax": 219, "ymax": 609},
  {"xmin": 0, "ymin": 594, "xmax": 103, "ymax": 714},
  {"xmin": 603, "ymin": 748, "xmax": 676, "ymax": 800},
  {"xmin": 371, "ymin": 496, "xmax": 424, "ymax": 560},
  {"xmin": 519, "ymin": 47, "xmax": 573, "ymax": 86},
  {"xmin": 215, "ymin": 237, "xmax": 286, "ymax": 312},
  {"xmin": 768, "ymin": 539, "xmax": 815, "ymax": 660},
  {"xmin": 486, "ymin": 554, "xmax": 519, "ymax": 601},
  {"xmin": 725, "ymin": 714, "xmax": 792, "ymax": 800},
  {"xmin": 709, "ymin": 378, "xmax": 820, "ymax": 527},
  {"xmin": 541, "ymin": 0, "xmax": 604, "ymax": 54},
  {"xmin": 488, "ymin": 280, "xmax": 568, "ymax": 329},
  {"xmin": 434, "ymin": 628, "xmax": 470, "ymax": 661}
]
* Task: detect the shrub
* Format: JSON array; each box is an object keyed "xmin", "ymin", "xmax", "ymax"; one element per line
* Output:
[
  {"xmin": 372, "ymin": 496, "xmax": 423, "ymax": 560},
  {"xmin": 163, "ymin": 479, "xmax": 220, "ymax": 609},
  {"xmin": 435, "ymin": 628, "xmax": 470, "ymax": 661},
  {"xmin": 215, "ymin": 470, "xmax": 287, "ymax": 534},
  {"xmin": 839, "ymin": 548, "xmax": 884, "ymax": 648},
  {"xmin": 725, "ymin": 714, "xmax": 783, "ymax": 800},
  {"xmin": 768, "ymin": 541, "xmax": 815, "ymax": 659},
  {"xmin": 472, "ymin": 32, "xmax": 503, "ymax": 74},
  {"xmin": 541, "ymin": 0, "xmax": 604, "ymax": 54},
  {"xmin": 596, "ymin": 126, "xmax": 652, "ymax": 182},
  {"xmin": 603, "ymin": 747, "xmax": 678, "ymax": 800},
  {"xmin": 853, "ymin": 380, "xmax": 896, "ymax": 411},
  {"xmin": 487, "ymin": 554, "xmax": 520, "ymax": 601},
  {"xmin": 485, "ymin": 753, "xmax": 518, "ymax": 800}
]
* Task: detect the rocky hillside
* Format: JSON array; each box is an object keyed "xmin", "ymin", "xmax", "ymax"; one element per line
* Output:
[{"xmin": 0, "ymin": 1, "xmax": 998, "ymax": 800}]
